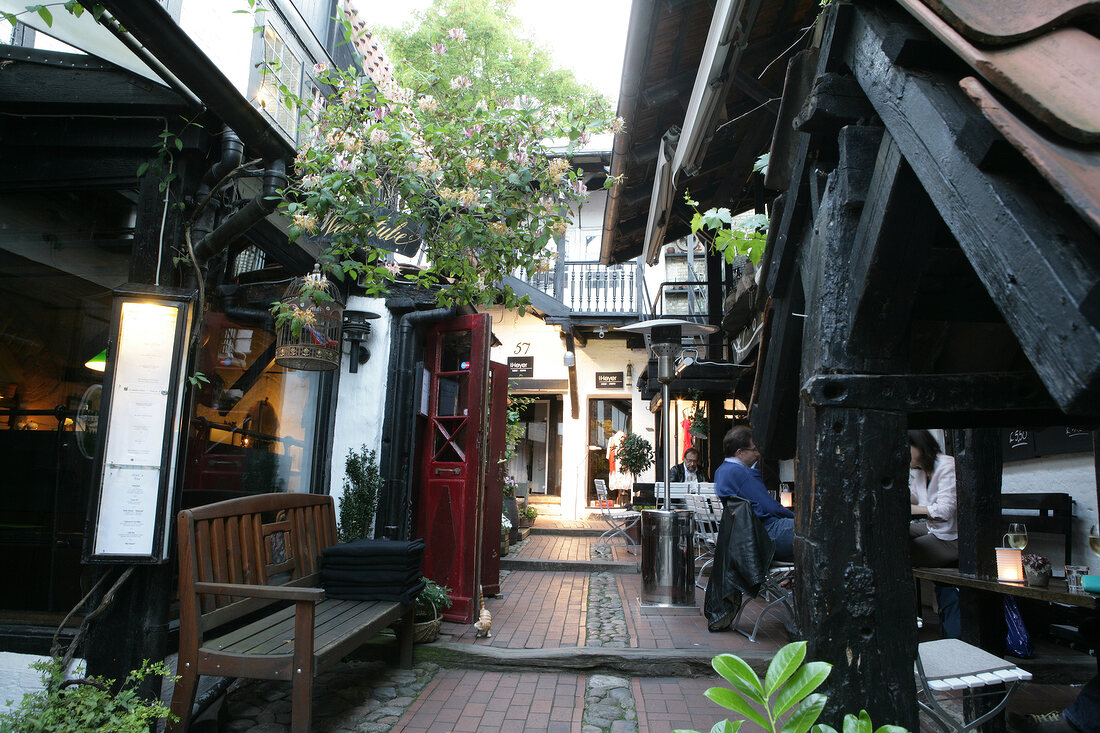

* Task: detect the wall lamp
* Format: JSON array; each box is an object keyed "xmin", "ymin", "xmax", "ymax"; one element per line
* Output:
[{"xmin": 342, "ymin": 310, "xmax": 380, "ymax": 373}]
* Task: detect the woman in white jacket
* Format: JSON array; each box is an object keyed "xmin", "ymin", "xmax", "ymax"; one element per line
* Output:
[{"xmin": 908, "ymin": 429, "xmax": 958, "ymax": 568}]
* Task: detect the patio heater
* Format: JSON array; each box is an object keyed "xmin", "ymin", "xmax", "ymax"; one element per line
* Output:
[{"xmin": 617, "ymin": 318, "xmax": 717, "ymax": 608}]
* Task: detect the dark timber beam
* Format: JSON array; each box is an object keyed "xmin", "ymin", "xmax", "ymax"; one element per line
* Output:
[
  {"xmin": 847, "ymin": 133, "xmax": 938, "ymax": 357},
  {"xmin": 802, "ymin": 373, "xmax": 1058, "ymax": 412},
  {"xmin": 846, "ymin": 5, "xmax": 1100, "ymax": 415}
]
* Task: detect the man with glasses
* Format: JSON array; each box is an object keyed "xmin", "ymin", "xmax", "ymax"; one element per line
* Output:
[{"xmin": 714, "ymin": 426, "xmax": 794, "ymax": 561}]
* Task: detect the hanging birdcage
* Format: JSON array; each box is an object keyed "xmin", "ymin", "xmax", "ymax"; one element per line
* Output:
[{"xmin": 274, "ymin": 264, "xmax": 344, "ymax": 371}]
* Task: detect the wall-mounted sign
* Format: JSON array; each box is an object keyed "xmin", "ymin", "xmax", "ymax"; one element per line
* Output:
[
  {"xmin": 85, "ymin": 285, "xmax": 195, "ymax": 564},
  {"xmin": 508, "ymin": 356, "xmax": 534, "ymax": 378},
  {"xmin": 1002, "ymin": 426, "xmax": 1093, "ymax": 462},
  {"xmin": 303, "ymin": 206, "xmax": 424, "ymax": 257},
  {"xmin": 596, "ymin": 371, "xmax": 624, "ymax": 389}
]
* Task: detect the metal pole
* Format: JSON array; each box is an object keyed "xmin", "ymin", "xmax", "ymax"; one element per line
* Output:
[{"xmin": 663, "ymin": 380, "xmax": 672, "ymax": 509}]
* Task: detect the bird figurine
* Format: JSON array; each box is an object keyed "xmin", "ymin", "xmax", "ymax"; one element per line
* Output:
[{"xmin": 473, "ymin": 605, "xmax": 492, "ymax": 638}]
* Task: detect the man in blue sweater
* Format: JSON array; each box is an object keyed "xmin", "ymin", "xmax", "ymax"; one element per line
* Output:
[{"xmin": 714, "ymin": 426, "xmax": 794, "ymax": 561}]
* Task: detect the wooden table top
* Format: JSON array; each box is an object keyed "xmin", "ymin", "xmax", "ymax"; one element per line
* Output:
[{"xmin": 913, "ymin": 568, "xmax": 1099, "ymax": 609}]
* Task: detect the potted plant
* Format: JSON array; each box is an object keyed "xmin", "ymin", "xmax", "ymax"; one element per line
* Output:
[
  {"xmin": 337, "ymin": 445, "xmax": 382, "ymax": 542},
  {"xmin": 518, "ymin": 504, "xmax": 538, "ymax": 528},
  {"xmin": 616, "ymin": 433, "xmax": 654, "ymax": 511},
  {"xmin": 502, "ymin": 475, "xmax": 521, "ymax": 543},
  {"xmin": 1023, "ymin": 553, "xmax": 1052, "ymax": 587},
  {"xmin": 413, "ymin": 578, "xmax": 453, "ymax": 644},
  {"xmin": 500, "ymin": 513, "xmax": 511, "ymax": 556}
]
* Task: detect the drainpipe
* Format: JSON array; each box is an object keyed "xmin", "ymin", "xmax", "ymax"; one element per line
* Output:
[
  {"xmin": 377, "ymin": 305, "xmax": 456, "ymax": 539},
  {"xmin": 193, "ymin": 158, "xmax": 286, "ymax": 267},
  {"xmin": 189, "ymin": 127, "xmax": 245, "ymax": 252}
]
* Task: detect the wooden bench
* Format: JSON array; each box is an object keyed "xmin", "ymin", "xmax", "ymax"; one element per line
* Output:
[
  {"xmin": 1000, "ymin": 492, "xmax": 1074, "ymax": 564},
  {"xmin": 168, "ymin": 492, "xmax": 414, "ymax": 733}
]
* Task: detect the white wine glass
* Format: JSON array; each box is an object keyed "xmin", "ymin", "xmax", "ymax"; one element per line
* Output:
[
  {"xmin": 1089, "ymin": 524, "xmax": 1100, "ymax": 558},
  {"xmin": 1004, "ymin": 523, "xmax": 1028, "ymax": 550}
]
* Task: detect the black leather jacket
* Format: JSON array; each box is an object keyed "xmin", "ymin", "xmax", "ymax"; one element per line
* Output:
[{"xmin": 703, "ymin": 496, "xmax": 775, "ymax": 631}]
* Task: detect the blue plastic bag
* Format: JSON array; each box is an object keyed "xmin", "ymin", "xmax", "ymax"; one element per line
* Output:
[{"xmin": 1004, "ymin": 596, "xmax": 1033, "ymax": 658}]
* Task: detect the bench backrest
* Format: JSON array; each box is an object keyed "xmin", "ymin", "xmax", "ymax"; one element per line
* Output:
[
  {"xmin": 1000, "ymin": 492, "xmax": 1073, "ymax": 564},
  {"xmin": 178, "ymin": 492, "xmax": 339, "ymax": 636}
]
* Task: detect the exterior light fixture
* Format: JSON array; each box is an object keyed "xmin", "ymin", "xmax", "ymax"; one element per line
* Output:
[
  {"xmin": 342, "ymin": 310, "xmax": 381, "ymax": 373},
  {"xmin": 563, "ymin": 351, "xmax": 576, "ymax": 367}
]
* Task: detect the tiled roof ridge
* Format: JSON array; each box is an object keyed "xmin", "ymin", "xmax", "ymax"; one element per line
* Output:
[{"xmin": 341, "ymin": 0, "xmax": 398, "ymax": 88}]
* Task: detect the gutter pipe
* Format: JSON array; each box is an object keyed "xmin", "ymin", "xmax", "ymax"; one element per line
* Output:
[
  {"xmin": 97, "ymin": 10, "xmax": 203, "ymax": 109},
  {"xmin": 378, "ymin": 305, "xmax": 456, "ymax": 539}
]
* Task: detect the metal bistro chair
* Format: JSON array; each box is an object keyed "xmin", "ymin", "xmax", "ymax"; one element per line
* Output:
[
  {"xmin": 915, "ymin": 638, "xmax": 1031, "ymax": 733},
  {"xmin": 594, "ymin": 479, "xmax": 640, "ymax": 556},
  {"xmin": 731, "ymin": 559, "xmax": 795, "ymax": 642},
  {"xmin": 685, "ymin": 493, "xmax": 720, "ymax": 588}
]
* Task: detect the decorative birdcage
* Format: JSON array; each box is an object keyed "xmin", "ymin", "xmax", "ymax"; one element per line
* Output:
[{"xmin": 274, "ymin": 264, "xmax": 344, "ymax": 371}]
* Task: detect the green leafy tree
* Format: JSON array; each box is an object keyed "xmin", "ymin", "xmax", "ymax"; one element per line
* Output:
[
  {"xmin": 379, "ymin": 0, "xmax": 612, "ymax": 119},
  {"xmin": 277, "ymin": 13, "xmax": 622, "ymax": 323}
]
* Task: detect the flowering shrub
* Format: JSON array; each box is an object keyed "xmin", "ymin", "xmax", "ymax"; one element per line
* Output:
[
  {"xmin": 277, "ymin": 20, "xmax": 621, "ymax": 321},
  {"xmin": 503, "ymin": 475, "xmax": 518, "ymax": 498}
]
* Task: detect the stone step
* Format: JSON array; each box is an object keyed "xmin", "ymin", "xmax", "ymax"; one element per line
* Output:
[{"xmin": 500, "ymin": 557, "xmax": 639, "ymax": 574}]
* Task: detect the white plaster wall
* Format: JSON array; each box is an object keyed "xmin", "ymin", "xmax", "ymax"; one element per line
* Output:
[
  {"xmin": 329, "ymin": 297, "xmax": 392, "ymax": 533},
  {"xmin": 1002, "ymin": 453, "xmax": 1098, "ymax": 573},
  {"xmin": 0, "ymin": 653, "xmax": 84, "ymax": 714},
  {"xmin": 179, "ymin": 0, "xmax": 256, "ymax": 96},
  {"xmin": 486, "ymin": 307, "xmax": 655, "ymax": 519}
]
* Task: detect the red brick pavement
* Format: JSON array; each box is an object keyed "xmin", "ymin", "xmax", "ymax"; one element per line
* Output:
[
  {"xmin": 635, "ymin": 677, "xmax": 728, "ymax": 733},
  {"xmin": 441, "ymin": 570, "xmax": 589, "ymax": 648},
  {"xmin": 393, "ymin": 669, "xmax": 586, "ymax": 733}
]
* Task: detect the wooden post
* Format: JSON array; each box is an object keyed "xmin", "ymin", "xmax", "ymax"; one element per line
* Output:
[
  {"xmin": 793, "ymin": 128, "xmax": 917, "ymax": 729},
  {"xmin": 953, "ymin": 428, "xmax": 1007, "ymax": 732}
]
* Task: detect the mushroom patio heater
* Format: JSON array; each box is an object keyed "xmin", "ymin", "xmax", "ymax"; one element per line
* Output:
[{"xmin": 616, "ymin": 318, "xmax": 717, "ymax": 608}]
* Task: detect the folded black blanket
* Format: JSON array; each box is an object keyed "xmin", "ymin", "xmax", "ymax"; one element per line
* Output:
[
  {"xmin": 322, "ymin": 538, "xmax": 425, "ymax": 560},
  {"xmin": 320, "ymin": 557, "xmax": 422, "ymax": 572},
  {"xmin": 321, "ymin": 567, "xmax": 422, "ymax": 586},
  {"xmin": 324, "ymin": 580, "xmax": 425, "ymax": 603}
]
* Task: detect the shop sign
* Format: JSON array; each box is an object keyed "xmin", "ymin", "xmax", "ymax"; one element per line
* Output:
[
  {"xmin": 508, "ymin": 356, "xmax": 534, "ymax": 377},
  {"xmin": 303, "ymin": 206, "xmax": 424, "ymax": 257},
  {"xmin": 596, "ymin": 371, "xmax": 624, "ymax": 389}
]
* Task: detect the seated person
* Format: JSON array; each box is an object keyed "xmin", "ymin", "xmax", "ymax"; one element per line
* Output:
[
  {"xmin": 668, "ymin": 447, "xmax": 708, "ymax": 483},
  {"xmin": 714, "ymin": 426, "xmax": 794, "ymax": 561},
  {"xmin": 908, "ymin": 428, "xmax": 957, "ymax": 567}
]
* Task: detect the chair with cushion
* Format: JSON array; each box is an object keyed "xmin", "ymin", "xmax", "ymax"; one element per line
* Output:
[
  {"xmin": 915, "ymin": 638, "xmax": 1031, "ymax": 732},
  {"xmin": 594, "ymin": 479, "xmax": 640, "ymax": 556}
]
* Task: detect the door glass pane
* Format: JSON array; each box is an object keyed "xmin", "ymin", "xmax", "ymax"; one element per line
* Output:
[
  {"xmin": 0, "ymin": 250, "xmax": 116, "ymax": 614},
  {"xmin": 433, "ymin": 418, "xmax": 466, "ymax": 462},
  {"xmin": 587, "ymin": 399, "xmax": 632, "ymax": 504},
  {"xmin": 439, "ymin": 330, "xmax": 471, "ymax": 372}
]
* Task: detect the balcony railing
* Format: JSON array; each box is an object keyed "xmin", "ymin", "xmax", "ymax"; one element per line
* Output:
[{"xmin": 516, "ymin": 261, "xmax": 639, "ymax": 314}]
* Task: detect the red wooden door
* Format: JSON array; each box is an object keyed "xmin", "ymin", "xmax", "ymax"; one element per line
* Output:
[
  {"xmin": 480, "ymin": 361, "xmax": 507, "ymax": 596},
  {"xmin": 417, "ymin": 314, "xmax": 490, "ymax": 623}
]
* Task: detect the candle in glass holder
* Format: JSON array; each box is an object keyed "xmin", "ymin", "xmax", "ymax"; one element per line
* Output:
[
  {"xmin": 779, "ymin": 489, "xmax": 793, "ymax": 508},
  {"xmin": 996, "ymin": 547, "xmax": 1024, "ymax": 582}
]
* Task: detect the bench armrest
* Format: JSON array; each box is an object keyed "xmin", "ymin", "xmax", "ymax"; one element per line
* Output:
[{"xmin": 194, "ymin": 581, "xmax": 325, "ymax": 602}]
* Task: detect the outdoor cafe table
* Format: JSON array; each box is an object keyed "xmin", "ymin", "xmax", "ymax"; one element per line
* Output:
[{"xmin": 913, "ymin": 567, "xmax": 1100, "ymax": 674}]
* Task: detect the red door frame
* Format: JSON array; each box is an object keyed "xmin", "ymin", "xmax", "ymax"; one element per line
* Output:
[
  {"xmin": 416, "ymin": 314, "xmax": 490, "ymax": 623},
  {"xmin": 480, "ymin": 361, "xmax": 507, "ymax": 596}
]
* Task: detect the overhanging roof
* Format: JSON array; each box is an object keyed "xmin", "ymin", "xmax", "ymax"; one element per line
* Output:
[{"xmin": 601, "ymin": 0, "xmax": 820, "ymax": 265}]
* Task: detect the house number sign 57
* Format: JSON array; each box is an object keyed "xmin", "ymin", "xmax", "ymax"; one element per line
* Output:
[{"xmin": 513, "ymin": 342, "xmax": 530, "ymax": 354}]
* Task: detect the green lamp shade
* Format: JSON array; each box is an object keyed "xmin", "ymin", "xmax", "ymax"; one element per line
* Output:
[{"xmin": 84, "ymin": 349, "xmax": 107, "ymax": 372}]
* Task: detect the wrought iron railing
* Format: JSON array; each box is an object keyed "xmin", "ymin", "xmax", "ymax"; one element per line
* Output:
[{"xmin": 517, "ymin": 261, "xmax": 639, "ymax": 313}]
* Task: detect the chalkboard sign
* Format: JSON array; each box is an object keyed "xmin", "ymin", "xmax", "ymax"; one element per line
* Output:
[{"xmin": 1002, "ymin": 427, "xmax": 1092, "ymax": 462}]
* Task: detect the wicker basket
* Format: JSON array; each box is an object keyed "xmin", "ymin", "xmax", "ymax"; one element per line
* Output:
[{"xmin": 413, "ymin": 600, "xmax": 441, "ymax": 644}]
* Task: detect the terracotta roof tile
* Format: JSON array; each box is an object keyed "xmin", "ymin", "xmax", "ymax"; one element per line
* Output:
[{"xmin": 922, "ymin": 0, "xmax": 1100, "ymax": 45}]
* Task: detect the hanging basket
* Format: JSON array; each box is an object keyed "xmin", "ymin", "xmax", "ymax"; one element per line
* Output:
[
  {"xmin": 412, "ymin": 600, "xmax": 442, "ymax": 644},
  {"xmin": 274, "ymin": 264, "xmax": 344, "ymax": 371}
]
